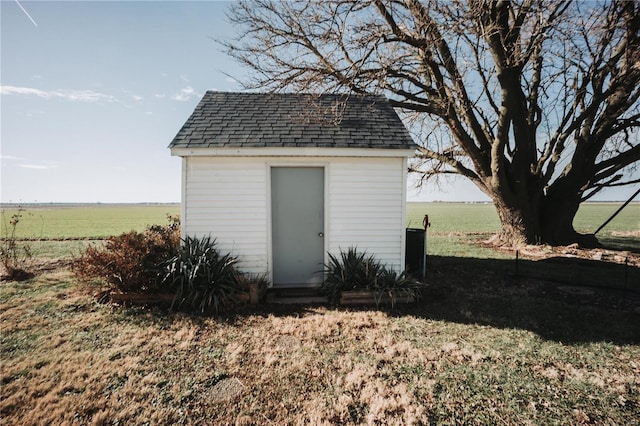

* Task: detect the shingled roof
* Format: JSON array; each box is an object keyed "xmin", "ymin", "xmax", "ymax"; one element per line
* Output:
[{"xmin": 169, "ymin": 91, "xmax": 416, "ymax": 150}]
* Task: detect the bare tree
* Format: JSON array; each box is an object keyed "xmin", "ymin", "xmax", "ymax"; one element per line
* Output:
[{"xmin": 224, "ymin": 0, "xmax": 640, "ymax": 246}]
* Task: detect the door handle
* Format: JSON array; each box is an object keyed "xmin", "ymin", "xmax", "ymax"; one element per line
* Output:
[{"xmin": 318, "ymin": 232, "xmax": 324, "ymax": 237}]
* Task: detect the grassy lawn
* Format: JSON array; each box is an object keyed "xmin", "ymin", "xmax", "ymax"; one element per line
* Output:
[
  {"xmin": 1, "ymin": 203, "xmax": 639, "ymax": 424},
  {"xmin": 407, "ymin": 201, "xmax": 640, "ymax": 255},
  {"xmin": 1, "ymin": 258, "xmax": 638, "ymax": 424},
  {"xmin": 407, "ymin": 203, "xmax": 640, "ymax": 291}
]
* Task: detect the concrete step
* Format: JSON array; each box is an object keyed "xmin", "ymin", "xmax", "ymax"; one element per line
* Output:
[{"xmin": 265, "ymin": 288, "xmax": 328, "ymax": 304}]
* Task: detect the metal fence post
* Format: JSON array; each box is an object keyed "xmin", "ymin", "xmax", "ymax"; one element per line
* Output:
[{"xmin": 423, "ymin": 214, "xmax": 430, "ymax": 278}]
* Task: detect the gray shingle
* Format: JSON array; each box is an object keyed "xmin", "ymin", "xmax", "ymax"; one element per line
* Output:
[{"xmin": 169, "ymin": 92, "xmax": 417, "ymax": 150}]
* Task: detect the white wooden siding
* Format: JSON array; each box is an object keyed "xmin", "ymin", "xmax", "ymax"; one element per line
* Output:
[
  {"xmin": 327, "ymin": 157, "xmax": 406, "ymax": 271},
  {"xmin": 183, "ymin": 157, "xmax": 268, "ymax": 274},
  {"xmin": 181, "ymin": 155, "xmax": 407, "ymax": 277}
]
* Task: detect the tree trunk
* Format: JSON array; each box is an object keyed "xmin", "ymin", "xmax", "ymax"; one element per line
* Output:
[
  {"xmin": 490, "ymin": 193, "xmax": 600, "ymax": 248},
  {"xmin": 540, "ymin": 193, "xmax": 600, "ymax": 248},
  {"xmin": 492, "ymin": 200, "xmax": 540, "ymax": 247}
]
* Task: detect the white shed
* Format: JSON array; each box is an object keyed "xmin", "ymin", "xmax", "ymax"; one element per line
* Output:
[{"xmin": 169, "ymin": 92, "xmax": 416, "ymax": 288}]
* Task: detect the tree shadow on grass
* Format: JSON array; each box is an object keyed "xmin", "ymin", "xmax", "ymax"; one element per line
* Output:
[
  {"xmin": 598, "ymin": 235, "xmax": 640, "ymax": 253},
  {"xmin": 110, "ymin": 249, "xmax": 639, "ymax": 345},
  {"xmin": 393, "ymin": 254, "xmax": 640, "ymax": 345},
  {"xmin": 221, "ymin": 252, "xmax": 639, "ymax": 345}
]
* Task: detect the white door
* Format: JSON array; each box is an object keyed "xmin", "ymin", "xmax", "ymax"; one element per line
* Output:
[{"xmin": 271, "ymin": 167, "xmax": 324, "ymax": 287}]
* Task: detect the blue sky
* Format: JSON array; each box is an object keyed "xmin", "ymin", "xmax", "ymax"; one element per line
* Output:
[
  {"xmin": 1, "ymin": 1, "xmax": 245, "ymax": 203},
  {"xmin": 0, "ymin": 1, "xmax": 636, "ymax": 203}
]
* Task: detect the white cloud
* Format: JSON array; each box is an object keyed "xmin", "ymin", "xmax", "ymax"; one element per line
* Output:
[
  {"xmin": 23, "ymin": 110, "xmax": 45, "ymax": 117},
  {"xmin": 19, "ymin": 164, "xmax": 56, "ymax": 170},
  {"xmin": 171, "ymin": 86, "xmax": 201, "ymax": 102},
  {"xmin": 154, "ymin": 93, "xmax": 166, "ymax": 99},
  {"xmin": 225, "ymin": 76, "xmax": 238, "ymax": 84},
  {"xmin": 132, "ymin": 95, "xmax": 143, "ymax": 101},
  {"xmin": 1, "ymin": 86, "xmax": 47, "ymax": 97},
  {"xmin": 10, "ymin": 158, "xmax": 59, "ymax": 170},
  {"xmin": 180, "ymin": 74, "xmax": 190, "ymax": 83},
  {"xmin": 2, "ymin": 156, "xmax": 58, "ymax": 170},
  {"xmin": 0, "ymin": 85, "xmax": 115, "ymax": 102}
]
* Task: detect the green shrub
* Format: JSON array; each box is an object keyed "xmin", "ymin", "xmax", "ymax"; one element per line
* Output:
[
  {"xmin": 320, "ymin": 247, "xmax": 420, "ymax": 306},
  {"xmin": 161, "ymin": 236, "xmax": 241, "ymax": 314},
  {"xmin": 72, "ymin": 216, "xmax": 180, "ymax": 293},
  {"xmin": 321, "ymin": 248, "xmax": 383, "ymax": 302},
  {"xmin": 370, "ymin": 267, "xmax": 418, "ymax": 308}
]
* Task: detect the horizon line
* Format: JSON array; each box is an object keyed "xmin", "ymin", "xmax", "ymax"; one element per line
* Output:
[{"xmin": 1, "ymin": 200, "xmax": 638, "ymax": 206}]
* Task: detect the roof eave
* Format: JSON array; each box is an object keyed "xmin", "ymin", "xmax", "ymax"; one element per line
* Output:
[{"xmin": 170, "ymin": 146, "xmax": 417, "ymax": 158}]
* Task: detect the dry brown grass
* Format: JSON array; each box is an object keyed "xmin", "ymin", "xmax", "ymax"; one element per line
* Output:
[{"xmin": 1, "ymin": 259, "xmax": 639, "ymax": 425}]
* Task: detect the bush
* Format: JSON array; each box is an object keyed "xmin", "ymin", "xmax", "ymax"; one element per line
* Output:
[
  {"xmin": 0, "ymin": 208, "xmax": 34, "ymax": 281},
  {"xmin": 370, "ymin": 267, "xmax": 418, "ymax": 308},
  {"xmin": 321, "ymin": 248, "xmax": 384, "ymax": 302},
  {"xmin": 72, "ymin": 216, "xmax": 180, "ymax": 293},
  {"xmin": 161, "ymin": 236, "xmax": 241, "ymax": 314},
  {"xmin": 320, "ymin": 247, "xmax": 419, "ymax": 306}
]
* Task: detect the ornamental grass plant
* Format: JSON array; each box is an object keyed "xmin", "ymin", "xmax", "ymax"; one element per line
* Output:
[
  {"xmin": 161, "ymin": 236, "xmax": 241, "ymax": 314},
  {"xmin": 321, "ymin": 247, "xmax": 421, "ymax": 306}
]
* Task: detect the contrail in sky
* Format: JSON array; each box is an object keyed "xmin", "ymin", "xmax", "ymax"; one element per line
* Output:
[{"xmin": 15, "ymin": 0, "xmax": 38, "ymax": 27}]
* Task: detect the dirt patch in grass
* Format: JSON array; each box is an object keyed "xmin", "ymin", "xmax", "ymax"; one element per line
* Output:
[
  {"xmin": 611, "ymin": 230, "xmax": 640, "ymax": 238},
  {"xmin": 1, "ymin": 258, "xmax": 639, "ymax": 425},
  {"xmin": 208, "ymin": 377, "xmax": 244, "ymax": 402},
  {"xmin": 478, "ymin": 240, "xmax": 640, "ymax": 266}
]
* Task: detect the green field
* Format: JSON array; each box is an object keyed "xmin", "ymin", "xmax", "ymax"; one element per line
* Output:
[
  {"xmin": 407, "ymin": 201, "xmax": 639, "ymax": 235},
  {"xmin": 2, "ymin": 202, "xmax": 637, "ymax": 241},
  {"xmin": 2, "ymin": 201, "xmax": 637, "ymax": 264},
  {"xmin": 0, "ymin": 204, "xmax": 180, "ymax": 240}
]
